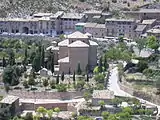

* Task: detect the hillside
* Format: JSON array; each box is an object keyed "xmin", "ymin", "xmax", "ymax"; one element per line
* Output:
[{"xmin": 0, "ymin": 0, "xmax": 155, "ymax": 18}]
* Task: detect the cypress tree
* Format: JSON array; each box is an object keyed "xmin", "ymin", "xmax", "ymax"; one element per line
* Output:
[
  {"xmin": 68, "ymin": 67, "xmax": 71, "ymax": 75},
  {"xmin": 56, "ymin": 74, "xmax": 59, "ymax": 84},
  {"xmin": 32, "ymin": 53, "xmax": 41, "ymax": 72},
  {"xmin": 24, "ymin": 47, "xmax": 28, "ymax": 59},
  {"xmin": 77, "ymin": 62, "xmax": 82, "ymax": 75},
  {"xmin": 73, "ymin": 71, "xmax": 75, "ymax": 82},
  {"xmin": 41, "ymin": 45, "xmax": 45, "ymax": 67},
  {"xmin": 61, "ymin": 72, "xmax": 64, "ymax": 81},
  {"xmin": 98, "ymin": 56, "xmax": 103, "ymax": 73},
  {"xmin": 104, "ymin": 56, "xmax": 108, "ymax": 71},
  {"xmin": 2, "ymin": 57, "xmax": 6, "ymax": 68},
  {"xmin": 86, "ymin": 73, "xmax": 89, "ymax": 82},
  {"xmin": 51, "ymin": 54, "xmax": 54, "ymax": 75},
  {"xmin": 8, "ymin": 49, "xmax": 15, "ymax": 66}
]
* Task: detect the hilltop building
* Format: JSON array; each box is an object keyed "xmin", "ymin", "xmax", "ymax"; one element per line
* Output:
[
  {"xmin": 57, "ymin": 31, "xmax": 98, "ymax": 74},
  {"xmin": 0, "ymin": 11, "xmax": 86, "ymax": 36},
  {"xmin": 105, "ymin": 18, "xmax": 136, "ymax": 39},
  {"xmin": 123, "ymin": 9, "xmax": 160, "ymax": 20}
]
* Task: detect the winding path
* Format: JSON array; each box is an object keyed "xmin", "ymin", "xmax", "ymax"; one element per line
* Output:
[{"xmin": 108, "ymin": 67, "xmax": 160, "ymax": 115}]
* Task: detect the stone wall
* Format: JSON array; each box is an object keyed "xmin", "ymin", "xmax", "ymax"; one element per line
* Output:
[
  {"xmin": 9, "ymin": 90, "xmax": 84, "ymax": 100},
  {"xmin": 118, "ymin": 78, "xmax": 160, "ymax": 105}
]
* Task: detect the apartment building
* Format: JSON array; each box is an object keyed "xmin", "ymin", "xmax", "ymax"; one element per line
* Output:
[
  {"xmin": 123, "ymin": 9, "xmax": 160, "ymax": 20},
  {"xmin": 135, "ymin": 19, "xmax": 157, "ymax": 38},
  {"xmin": 84, "ymin": 10, "xmax": 112, "ymax": 23},
  {"xmin": 147, "ymin": 26, "xmax": 160, "ymax": 40},
  {"xmin": 0, "ymin": 11, "xmax": 86, "ymax": 36},
  {"xmin": 105, "ymin": 18, "xmax": 136, "ymax": 39},
  {"xmin": 75, "ymin": 22, "xmax": 106, "ymax": 38}
]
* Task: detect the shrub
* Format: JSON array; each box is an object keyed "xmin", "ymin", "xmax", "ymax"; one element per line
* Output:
[
  {"xmin": 137, "ymin": 60, "xmax": 148, "ymax": 72},
  {"xmin": 94, "ymin": 73, "xmax": 105, "ymax": 83},
  {"xmin": 56, "ymin": 83, "xmax": 67, "ymax": 92},
  {"xmin": 50, "ymin": 80, "xmax": 56, "ymax": 89},
  {"xmin": 23, "ymin": 80, "xmax": 29, "ymax": 88}
]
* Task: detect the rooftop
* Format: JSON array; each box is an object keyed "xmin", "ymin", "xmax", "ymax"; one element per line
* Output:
[
  {"xmin": 89, "ymin": 40, "xmax": 98, "ymax": 46},
  {"xmin": 141, "ymin": 19, "xmax": 156, "ymax": 25},
  {"xmin": 67, "ymin": 31, "xmax": 89, "ymax": 39},
  {"xmin": 135, "ymin": 24, "xmax": 147, "ymax": 32},
  {"xmin": 51, "ymin": 11, "xmax": 64, "ymax": 18},
  {"xmin": 84, "ymin": 23, "xmax": 97, "ymax": 28},
  {"xmin": 139, "ymin": 9, "xmax": 160, "ymax": 13},
  {"xmin": 84, "ymin": 10, "xmax": 102, "ymax": 14},
  {"xmin": 93, "ymin": 15, "xmax": 101, "ymax": 19},
  {"xmin": 61, "ymin": 13, "xmax": 85, "ymax": 19},
  {"xmin": 0, "ymin": 95, "xmax": 19, "ymax": 104},
  {"xmin": 105, "ymin": 18, "xmax": 135, "ymax": 22},
  {"xmin": 68, "ymin": 40, "xmax": 89, "ymax": 47},
  {"xmin": 124, "ymin": 9, "xmax": 160, "ymax": 13},
  {"xmin": 147, "ymin": 28, "xmax": 160, "ymax": 34},
  {"xmin": 46, "ymin": 46, "xmax": 59, "ymax": 51},
  {"xmin": 75, "ymin": 22, "xmax": 86, "ymax": 26},
  {"xmin": 33, "ymin": 13, "xmax": 53, "ymax": 17},
  {"xmin": 95, "ymin": 24, "xmax": 105, "ymax": 29},
  {"xmin": 92, "ymin": 90, "xmax": 115, "ymax": 99},
  {"xmin": 58, "ymin": 57, "xmax": 69, "ymax": 63},
  {"xmin": 58, "ymin": 39, "xmax": 69, "ymax": 46}
]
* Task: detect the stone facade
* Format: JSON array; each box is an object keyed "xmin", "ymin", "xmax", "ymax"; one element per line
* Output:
[
  {"xmin": 58, "ymin": 31, "xmax": 98, "ymax": 74},
  {"xmin": 0, "ymin": 12, "xmax": 86, "ymax": 36},
  {"xmin": 105, "ymin": 18, "xmax": 136, "ymax": 39}
]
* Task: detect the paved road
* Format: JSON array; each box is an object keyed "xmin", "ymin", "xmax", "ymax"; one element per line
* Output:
[{"xmin": 108, "ymin": 67, "xmax": 160, "ymax": 115}]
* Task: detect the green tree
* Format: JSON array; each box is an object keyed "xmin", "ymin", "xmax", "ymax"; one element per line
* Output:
[
  {"xmin": 107, "ymin": 114, "xmax": 118, "ymax": 120},
  {"xmin": 30, "ymin": 51, "xmax": 36, "ymax": 63},
  {"xmin": 47, "ymin": 109, "xmax": 53, "ymax": 120},
  {"xmin": 103, "ymin": 56, "xmax": 108, "ymax": 71},
  {"xmin": 0, "ymin": 104, "xmax": 12, "ymax": 120},
  {"xmin": 54, "ymin": 107, "xmax": 60, "ymax": 118},
  {"xmin": 122, "ymin": 107, "xmax": 133, "ymax": 115},
  {"xmin": 2, "ymin": 56, "xmax": 6, "ymax": 68},
  {"xmin": 8, "ymin": 49, "xmax": 15, "ymax": 66},
  {"xmin": 75, "ymin": 80, "xmax": 85, "ymax": 91},
  {"xmin": 86, "ymin": 73, "xmax": 89, "ymax": 82},
  {"xmin": 36, "ymin": 106, "xmax": 47, "ymax": 118},
  {"xmin": 51, "ymin": 54, "xmax": 54, "ymax": 75},
  {"xmin": 56, "ymin": 83, "xmax": 67, "ymax": 92},
  {"xmin": 137, "ymin": 60, "xmax": 148, "ymax": 72},
  {"xmin": 61, "ymin": 72, "xmax": 64, "ymax": 81},
  {"xmin": 32, "ymin": 53, "xmax": 41, "ymax": 72},
  {"xmin": 24, "ymin": 112, "xmax": 33, "ymax": 120},
  {"xmin": 3, "ymin": 66, "xmax": 19, "ymax": 86},
  {"xmin": 43, "ymin": 79, "xmax": 49, "ymax": 89},
  {"xmin": 117, "ymin": 112, "xmax": 132, "ymax": 120},
  {"xmin": 98, "ymin": 100, "xmax": 105, "ymax": 110},
  {"xmin": 94, "ymin": 73, "xmax": 105, "ymax": 83},
  {"xmin": 77, "ymin": 62, "xmax": 82, "ymax": 75},
  {"xmin": 147, "ymin": 36, "xmax": 159, "ymax": 52},
  {"xmin": 73, "ymin": 71, "xmax": 76, "ymax": 82},
  {"xmin": 23, "ymin": 80, "xmax": 29, "ymax": 88},
  {"xmin": 119, "ymin": 36, "xmax": 124, "ymax": 43},
  {"xmin": 56, "ymin": 74, "xmax": 59, "ymax": 84},
  {"xmin": 83, "ymin": 92, "xmax": 92, "ymax": 104},
  {"xmin": 102, "ymin": 111, "xmax": 109, "ymax": 120},
  {"xmin": 28, "ymin": 76, "xmax": 35, "ymax": 88},
  {"xmin": 41, "ymin": 45, "xmax": 45, "ymax": 67},
  {"xmin": 136, "ymin": 38, "xmax": 146, "ymax": 55},
  {"xmin": 71, "ymin": 112, "xmax": 77, "ymax": 120},
  {"xmin": 50, "ymin": 80, "xmax": 56, "ymax": 89},
  {"xmin": 98, "ymin": 56, "xmax": 103, "ymax": 73}
]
